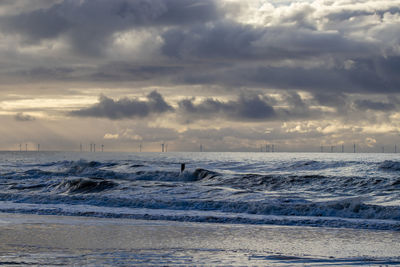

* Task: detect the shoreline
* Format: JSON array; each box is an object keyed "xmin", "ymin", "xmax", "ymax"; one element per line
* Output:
[{"xmin": 1, "ymin": 212, "xmax": 400, "ymax": 266}]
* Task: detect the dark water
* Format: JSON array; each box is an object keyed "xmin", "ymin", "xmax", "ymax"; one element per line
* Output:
[{"xmin": 1, "ymin": 151, "xmax": 400, "ymax": 230}]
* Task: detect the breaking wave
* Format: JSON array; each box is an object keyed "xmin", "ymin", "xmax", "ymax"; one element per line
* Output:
[
  {"xmin": 378, "ymin": 160, "xmax": 400, "ymax": 171},
  {"xmin": 1, "ymin": 155, "xmax": 400, "ymax": 231},
  {"xmin": 55, "ymin": 178, "xmax": 118, "ymax": 194}
]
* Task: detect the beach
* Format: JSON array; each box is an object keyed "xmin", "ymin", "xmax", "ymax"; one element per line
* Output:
[{"xmin": 1, "ymin": 212, "xmax": 400, "ymax": 266}]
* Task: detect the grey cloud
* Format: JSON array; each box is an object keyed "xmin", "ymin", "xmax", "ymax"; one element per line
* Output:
[
  {"xmin": 70, "ymin": 90, "xmax": 173, "ymax": 119},
  {"xmin": 12, "ymin": 67, "xmax": 76, "ymax": 81},
  {"xmin": 1, "ymin": 0, "xmax": 220, "ymax": 56},
  {"xmin": 159, "ymin": 17, "xmax": 399, "ymax": 95},
  {"xmin": 178, "ymin": 57, "xmax": 400, "ymax": 94},
  {"xmin": 6, "ymin": 63, "xmax": 184, "ymax": 83},
  {"xmin": 177, "ymin": 91, "xmax": 343, "ymax": 123},
  {"xmin": 159, "ymin": 7, "xmax": 400, "ymax": 95},
  {"xmin": 90, "ymin": 63, "xmax": 184, "ymax": 82},
  {"xmin": 178, "ymin": 94, "xmax": 276, "ymax": 122},
  {"xmin": 313, "ymin": 93, "xmax": 347, "ymax": 108},
  {"xmin": 14, "ymin": 112, "xmax": 35, "ymax": 121},
  {"xmin": 162, "ymin": 21, "xmax": 372, "ymax": 61},
  {"xmin": 1, "ymin": 0, "xmax": 399, "ymax": 98},
  {"xmin": 278, "ymin": 92, "xmax": 311, "ymax": 119},
  {"xmin": 354, "ymin": 100, "xmax": 396, "ymax": 112}
]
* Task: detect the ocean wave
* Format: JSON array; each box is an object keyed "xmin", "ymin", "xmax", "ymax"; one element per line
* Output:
[
  {"xmin": 55, "ymin": 178, "xmax": 118, "ymax": 194},
  {"xmin": 2, "ymin": 160, "xmax": 220, "ymax": 184},
  {"xmin": 1, "ymin": 189, "xmax": 400, "ymax": 222},
  {"xmin": 2, "ymin": 163, "xmax": 399, "ymax": 194},
  {"xmin": 134, "ymin": 168, "xmax": 220, "ymax": 182},
  {"xmin": 2, "ymin": 155, "xmax": 400, "ymax": 231},
  {"xmin": 1, "ymin": 202, "xmax": 399, "ymax": 231},
  {"xmin": 220, "ymin": 173, "xmax": 397, "ymax": 194},
  {"xmin": 61, "ymin": 160, "xmax": 221, "ymax": 182},
  {"xmin": 8, "ymin": 183, "xmax": 47, "ymax": 190},
  {"xmin": 378, "ymin": 160, "xmax": 400, "ymax": 171},
  {"xmin": 283, "ymin": 160, "xmax": 351, "ymax": 171}
]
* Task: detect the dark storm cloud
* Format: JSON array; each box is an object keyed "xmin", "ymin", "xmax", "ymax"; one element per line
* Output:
[
  {"xmin": 0, "ymin": 0, "xmax": 220, "ymax": 56},
  {"xmin": 6, "ymin": 63, "xmax": 184, "ymax": 83},
  {"xmin": 14, "ymin": 112, "xmax": 35, "ymax": 122},
  {"xmin": 0, "ymin": 0, "xmax": 399, "ymax": 118},
  {"xmin": 71, "ymin": 90, "xmax": 334, "ymax": 123},
  {"xmin": 0, "ymin": 0, "xmax": 398, "ymax": 98},
  {"xmin": 70, "ymin": 91, "xmax": 173, "ymax": 119},
  {"xmin": 90, "ymin": 63, "xmax": 184, "ymax": 82},
  {"xmin": 177, "ymin": 92, "xmax": 331, "ymax": 122},
  {"xmin": 279, "ymin": 92, "xmax": 311, "ymax": 119},
  {"xmin": 313, "ymin": 93, "xmax": 347, "ymax": 108},
  {"xmin": 12, "ymin": 67, "xmax": 76, "ymax": 80},
  {"xmin": 159, "ymin": 8, "xmax": 400, "ymax": 96},
  {"xmin": 161, "ymin": 21, "xmax": 369, "ymax": 61},
  {"xmin": 178, "ymin": 57, "xmax": 400, "ymax": 94},
  {"xmin": 354, "ymin": 100, "xmax": 396, "ymax": 112},
  {"xmin": 178, "ymin": 94, "xmax": 276, "ymax": 122}
]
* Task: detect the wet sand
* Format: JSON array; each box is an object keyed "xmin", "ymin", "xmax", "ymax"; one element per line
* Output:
[{"xmin": 1, "ymin": 212, "xmax": 399, "ymax": 266}]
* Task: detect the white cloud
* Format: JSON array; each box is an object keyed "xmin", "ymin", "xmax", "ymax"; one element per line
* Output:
[{"xmin": 104, "ymin": 133, "xmax": 119, "ymax": 139}]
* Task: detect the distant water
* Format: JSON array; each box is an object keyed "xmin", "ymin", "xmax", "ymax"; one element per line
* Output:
[{"xmin": 1, "ymin": 151, "xmax": 400, "ymax": 231}]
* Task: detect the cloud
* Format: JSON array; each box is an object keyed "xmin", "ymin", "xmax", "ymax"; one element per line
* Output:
[
  {"xmin": 313, "ymin": 92, "xmax": 347, "ymax": 108},
  {"xmin": 1, "ymin": 0, "xmax": 399, "ymax": 97},
  {"xmin": 178, "ymin": 58, "xmax": 400, "ymax": 94},
  {"xmin": 354, "ymin": 99, "xmax": 396, "ymax": 111},
  {"xmin": 1, "ymin": 0, "xmax": 400, "ymax": 152},
  {"xmin": 178, "ymin": 93, "xmax": 276, "ymax": 122},
  {"xmin": 103, "ymin": 133, "xmax": 119, "ymax": 139},
  {"xmin": 365, "ymin": 137, "xmax": 377, "ymax": 147},
  {"xmin": 177, "ymin": 92, "xmax": 330, "ymax": 122},
  {"xmin": 162, "ymin": 21, "xmax": 370, "ymax": 61},
  {"xmin": 0, "ymin": 0, "xmax": 220, "ymax": 56},
  {"xmin": 89, "ymin": 63, "xmax": 184, "ymax": 82},
  {"xmin": 158, "ymin": 2, "xmax": 400, "ymax": 95},
  {"xmin": 14, "ymin": 112, "xmax": 35, "ymax": 121},
  {"xmin": 69, "ymin": 90, "xmax": 173, "ymax": 119}
]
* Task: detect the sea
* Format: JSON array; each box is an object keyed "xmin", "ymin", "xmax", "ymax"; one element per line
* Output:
[{"xmin": 0, "ymin": 151, "xmax": 399, "ymax": 231}]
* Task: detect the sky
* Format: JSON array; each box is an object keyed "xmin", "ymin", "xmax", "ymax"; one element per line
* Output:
[{"xmin": 0, "ymin": 0, "xmax": 399, "ymax": 152}]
